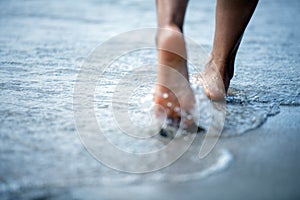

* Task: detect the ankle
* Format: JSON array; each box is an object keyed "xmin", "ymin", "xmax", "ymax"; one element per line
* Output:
[
  {"xmin": 210, "ymin": 51, "xmax": 236, "ymax": 81},
  {"xmin": 208, "ymin": 54, "xmax": 228, "ymax": 79},
  {"xmin": 206, "ymin": 53, "xmax": 232, "ymax": 92},
  {"xmin": 156, "ymin": 25, "xmax": 187, "ymax": 65}
]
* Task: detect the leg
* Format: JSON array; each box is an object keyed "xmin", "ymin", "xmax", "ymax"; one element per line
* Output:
[
  {"xmin": 154, "ymin": 0, "xmax": 194, "ymax": 122},
  {"xmin": 198, "ymin": 0, "xmax": 258, "ymax": 100}
]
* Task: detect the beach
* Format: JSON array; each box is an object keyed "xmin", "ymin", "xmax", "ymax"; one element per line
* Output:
[
  {"xmin": 3, "ymin": 106, "xmax": 300, "ymax": 200},
  {"xmin": 0, "ymin": 0, "xmax": 299, "ymax": 199},
  {"xmin": 64, "ymin": 106, "xmax": 300, "ymax": 200}
]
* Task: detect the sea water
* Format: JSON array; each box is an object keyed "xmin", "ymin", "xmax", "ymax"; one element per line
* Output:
[{"xmin": 0, "ymin": 0, "xmax": 299, "ymax": 197}]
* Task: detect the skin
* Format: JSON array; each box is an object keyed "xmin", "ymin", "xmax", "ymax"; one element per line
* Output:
[{"xmin": 154, "ymin": 0, "xmax": 258, "ymax": 120}]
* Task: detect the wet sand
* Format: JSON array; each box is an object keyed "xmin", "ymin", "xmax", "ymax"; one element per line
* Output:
[
  {"xmin": 5, "ymin": 106, "xmax": 299, "ymax": 200},
  {"xmin": 50, "ymin": 106, "xmax": 300, "ymax": 200}
]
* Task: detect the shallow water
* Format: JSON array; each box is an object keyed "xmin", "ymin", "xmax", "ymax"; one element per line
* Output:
[{"xmin": 0, "ymin": 0, "xmax": 299, "ymax": 197}]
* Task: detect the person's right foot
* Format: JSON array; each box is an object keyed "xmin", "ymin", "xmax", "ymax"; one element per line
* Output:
[
  {"xmin": 154, "ymin": 56, "xmax": 195, "ymax": 126},
  {"xmin": 154, "ymin": 26, "xmax": 196, "ymax": 126}
]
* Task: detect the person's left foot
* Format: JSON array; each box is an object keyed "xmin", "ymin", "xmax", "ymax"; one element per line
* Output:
[{"xmin": 192, "ymin": 55, "xmax": 232, "ymax": 100}]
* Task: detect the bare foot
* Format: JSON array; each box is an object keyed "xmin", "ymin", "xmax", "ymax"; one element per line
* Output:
[
  {"xmin": 154, "ymin": 68, "xmax": 195, "ymax": 124},
  {"xmin": 154, "ymin": 27, "xmax": 195, "ymax": 126},
  {"xmin": 192, "ymin": 55, "xmax": 232, "ymax": 101}
]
